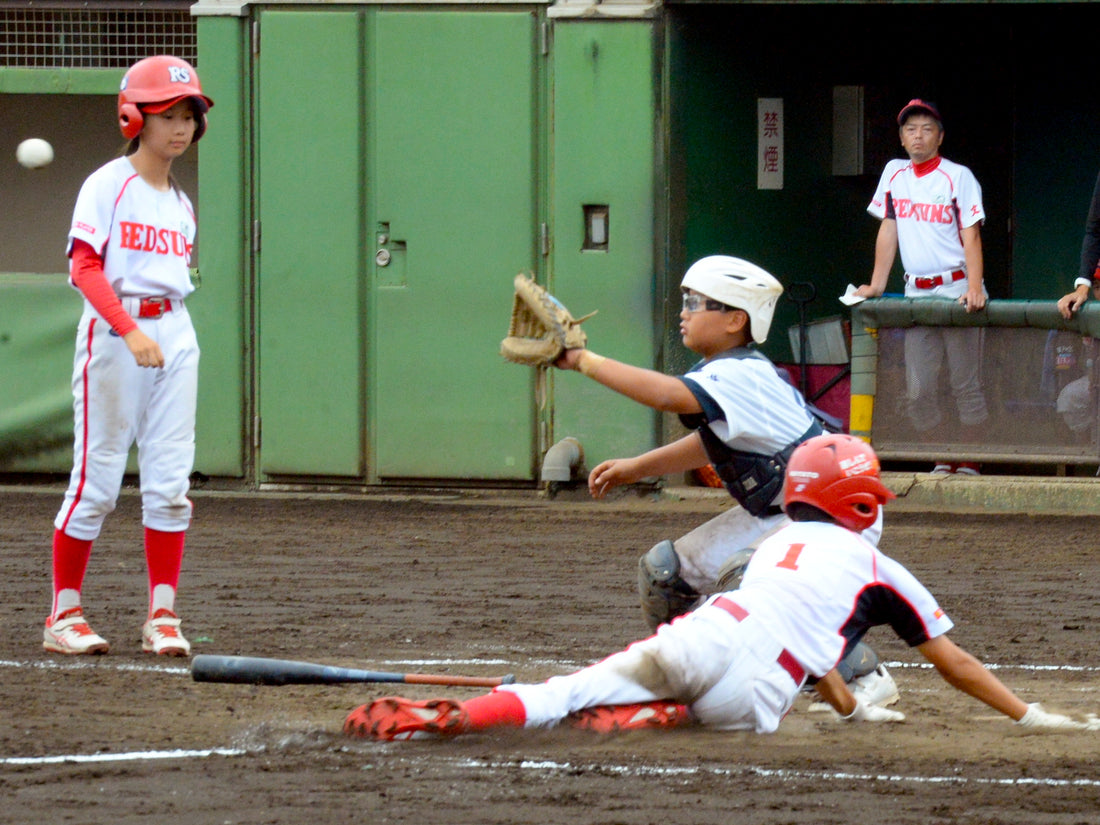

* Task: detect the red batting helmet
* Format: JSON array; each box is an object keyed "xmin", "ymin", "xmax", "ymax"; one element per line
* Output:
[
  {"xmin": 118, "ymin": 55, "xmax": 214, "ymax": 142},
  {"xmin": 784, "ymin": 434, "xmax": 895, "ymax": 532}
]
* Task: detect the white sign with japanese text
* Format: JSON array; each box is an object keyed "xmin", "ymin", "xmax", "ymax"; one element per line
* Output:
[{"xmin": 757, "ymin": 98, "xmax": 783, "ymax": 190}]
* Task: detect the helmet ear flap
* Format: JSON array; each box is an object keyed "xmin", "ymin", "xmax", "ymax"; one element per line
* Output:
[
  {"xmin": 839, "ymin": 490, "xmax": 884, "ymax": 533},
  {"xmin": 119, "ymin": 102, "xmax": 144, "ymax": 139}
]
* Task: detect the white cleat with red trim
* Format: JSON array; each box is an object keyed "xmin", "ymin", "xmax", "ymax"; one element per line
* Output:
[
  {"xmin": 43, "ymin": 608, "xmax": 110, "ymax": 655},
  {"xmin": 142, "ymin": 608, "xmax": 191, "ymax": 656}
]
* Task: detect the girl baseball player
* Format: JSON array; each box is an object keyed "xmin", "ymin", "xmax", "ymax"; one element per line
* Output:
[
  {"xmin": 43, "ymin": 55, "xmax": 213, "ymax": 657},
  {"xmin": 347, "ymin": 434, "xmax": 1099, "ymax": 740}
]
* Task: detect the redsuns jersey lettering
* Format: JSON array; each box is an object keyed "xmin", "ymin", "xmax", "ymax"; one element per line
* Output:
[
  {"xmin": 892, "ymin": 198, "xmax": 956, "ymax": 225},
  {"xmin": 118, "ymin": 220, "xmax": 193, "ymax": 257}
]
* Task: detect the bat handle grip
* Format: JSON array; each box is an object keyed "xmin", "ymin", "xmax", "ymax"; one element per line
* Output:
[{"xmin": 403, "ymin": 673, "xmax": 517, "ymax": 688}]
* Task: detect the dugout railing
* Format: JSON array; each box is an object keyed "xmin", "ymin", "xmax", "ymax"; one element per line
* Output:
[{"xmin": 850, "ymin": 299, "xmax": 1100, "ymax": 468}]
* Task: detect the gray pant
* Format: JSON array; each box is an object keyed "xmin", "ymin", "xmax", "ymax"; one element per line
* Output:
[{"xmin": 903, "ymin": 325, "xmax": 989, "ymax": 431}]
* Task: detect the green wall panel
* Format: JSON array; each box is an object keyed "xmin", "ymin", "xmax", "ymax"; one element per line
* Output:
[
  {"xmin": 0, "ymin": 277, "xmax": 80, "ymax": 472},
  {"xmin": 193, "ymin": 17, "xmax": 248, "ymax": 477},
  {"xmin": 551, "ymin": 20, "xmax": 660, "ymax": 464},
  {"xmin": 255, "ymin": 10, "xmax": 365, "ymax": 477},
  {"xmin": 0, "ymin": 68, "xmax": 118, "ymax": 95},
  {"xmin": 367, "ymin": 10, "xmax": 538, "ymax": 480}
]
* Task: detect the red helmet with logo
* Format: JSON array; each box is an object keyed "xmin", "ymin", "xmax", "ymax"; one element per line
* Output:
[
  {"xmin": 784, "ymin": 434, "xmax": 895, "ymax": 532},
  {"xmin": 118, "ymin": 55, "xmax": 214, "ymax": 142}
]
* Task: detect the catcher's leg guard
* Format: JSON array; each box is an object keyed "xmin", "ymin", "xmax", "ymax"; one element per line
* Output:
[
  {"xmin": 637, "ymin": 541, "xmax": 701, "ymax": 631},
  {"xmin": 836, "ymin": 641, "xmax": 879, "ymax": 683},
  {"xmin": 713, "ymin": 548, "xmax": 757, "ymax": 593}
]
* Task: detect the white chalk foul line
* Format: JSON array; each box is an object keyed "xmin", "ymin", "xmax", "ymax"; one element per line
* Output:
[
  {"xmin": 5, "ymin": 748, "xmax": 1098, "ymax": 796},
  {"xmin": 0, "ymin": 658, "xmax": 188, "ymax": 676},
  {"xmin": 443, "ymin": 756, "xmax": 1100, "ymax": 789},
  {"xmin": 8, "ymin": 747, "xmax": 1097, "ymax": 790},
  {"xmin": 883, "ymin": 660, "xmax": 1100, "ymax": 673},
  {"xmin": 2, "ymin": 748, "xmax": 245, "ymax": 766}
]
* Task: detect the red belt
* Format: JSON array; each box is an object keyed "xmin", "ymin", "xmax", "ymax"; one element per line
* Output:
[
  {"xmin": 910, "ymin": 270, "xmax": 965, "ymax": 290},
  {"xmin": 712, "ymin": 596, "xmax": 806, "ymax": 685},
  {"xmin": 137, "ymin": 297, "xmax": 174, "ymax": 319}
]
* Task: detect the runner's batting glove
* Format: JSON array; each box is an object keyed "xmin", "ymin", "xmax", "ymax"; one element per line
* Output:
[
  {"xmin": 839, "ymin": 698, "xmax": 906, "ymax": 723},
  {"xmin": 1016, "ymin": 703, "xmax": 1099, "ymax": 732}
]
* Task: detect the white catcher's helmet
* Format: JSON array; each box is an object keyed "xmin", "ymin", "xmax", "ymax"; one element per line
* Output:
[{"xmin": 680, "ymin": 255, "xmax": 784, "ymax": 344}]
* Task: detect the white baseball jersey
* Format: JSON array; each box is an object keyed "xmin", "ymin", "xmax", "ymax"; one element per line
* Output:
[
  {"xmin": 733, "ymin": 520, "xmax": 953, "ymax": 677},
  {"xmin": 506, "ymin": 518, "xmax": 941, "ymax": 733},
  {"xmin": 67, "ymin": 156, "xmax": 197, "ymax": 299},
  {"xmin": 867, "ymin": 156, "xmax": 985, "ymax": 282},
  {"xmin": 55, "ymin": 155, "xmax": 200, "ymax": 541},
  {"xmin": 680, "ymin": 351, "xmax": 818, "ymax": 456},
  {"xmin": 671, "ymin": 350, "xmax": 853, "ymax": 591}
]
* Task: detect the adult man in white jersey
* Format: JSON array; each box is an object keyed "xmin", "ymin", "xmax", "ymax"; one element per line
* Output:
[{"xmin": 854, "ymin": 99, "xmax": 989, "ymax": 475}]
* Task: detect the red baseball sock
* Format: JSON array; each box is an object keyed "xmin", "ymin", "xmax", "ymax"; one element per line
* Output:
[
  {"xmin": 462, "ymin": 690, "xmax": 527, "ymax": 730},
  {"xmin": 51, "ymin": 529, "xmax": 93, "ymax": 617},
  {"xmin": 144, "ymin": 527, "xmax": 185, "ymax": 616}
]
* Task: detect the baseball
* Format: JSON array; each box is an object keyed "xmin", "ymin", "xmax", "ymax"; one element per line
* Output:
[{"xmin": 16, "ymin": 138, "xmax": 54, "ymax": 169}]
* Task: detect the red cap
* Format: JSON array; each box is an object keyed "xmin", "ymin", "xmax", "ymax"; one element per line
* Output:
[{"xmin": 897, "ymin": 98, "xmax": 942, "ymax": 126}]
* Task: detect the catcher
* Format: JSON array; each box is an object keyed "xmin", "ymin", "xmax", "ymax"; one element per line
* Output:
[
  {"xmin": 501, "ymin": 256, "xmax": 896, "ymax": 708},
  {"xmin": 347, "ymin": 434, "xmax": 1100, "ymax": 740}
]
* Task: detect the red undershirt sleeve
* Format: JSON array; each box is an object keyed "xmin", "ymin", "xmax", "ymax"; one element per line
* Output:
[{"xmin": 69, "ymin": 239, "xmax": 137, "ymax": 337}]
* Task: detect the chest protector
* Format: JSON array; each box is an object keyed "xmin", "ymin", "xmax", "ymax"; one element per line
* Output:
[{"xmin": 679, "ymin": 347, "xmax": 828, "ymax": 517}]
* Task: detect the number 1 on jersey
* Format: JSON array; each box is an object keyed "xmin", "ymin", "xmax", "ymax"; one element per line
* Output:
[{"xmin": 777, "ymin": 543, "xmax": 805, "ymax": 571}]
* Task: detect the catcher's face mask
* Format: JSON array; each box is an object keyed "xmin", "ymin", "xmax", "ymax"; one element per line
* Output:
[{"xmin": 681, "ymin": 292, "xmax": 733, "ymax": 314}]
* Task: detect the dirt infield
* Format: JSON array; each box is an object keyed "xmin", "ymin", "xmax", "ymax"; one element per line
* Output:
[{"xmin": 1, "ymin": 486, "xmax": 1098, "ymax": 824}]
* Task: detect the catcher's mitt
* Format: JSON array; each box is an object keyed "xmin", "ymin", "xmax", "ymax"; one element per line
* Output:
[{"xmin": 500, "ymin": 273, "xmax": 596, "ymax": 367}]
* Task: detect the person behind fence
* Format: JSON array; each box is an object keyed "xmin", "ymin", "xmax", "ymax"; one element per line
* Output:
[
  {"xmin": 853, "ymin": 99, "xmax": 989, "ymax": 476},
  {"xmin": 1057, "ymin": 168, "xmax": 1100, "ymax": 320},
  {"xmin": 1053, "ymin": 169, "xmax": 1100, "ymax": 435},
  {"xmin": 1042, "ymin": 331, "xmax": 1098, "ymax": 438}
]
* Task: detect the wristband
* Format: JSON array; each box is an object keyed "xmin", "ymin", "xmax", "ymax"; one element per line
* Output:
[
  {"xmin": 1074, "ymin": 277, "xmax": 1093, "ymax": 290},
  {"xmin": 576, "ymin": 351, "xmax": 607, "ymax": 378}
]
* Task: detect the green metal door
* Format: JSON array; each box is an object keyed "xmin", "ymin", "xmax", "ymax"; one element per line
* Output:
[
  {"xmin": 255, "ymin": 10, "xmax": 365, "ymax": 477},
  {"xmin": 367, "ymin": 10, "xmax": 539, "ymax": 481}
]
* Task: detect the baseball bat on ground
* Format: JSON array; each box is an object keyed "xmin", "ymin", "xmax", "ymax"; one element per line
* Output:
[{"xmin": 191, "ymin": 654, "xmax": 516, "ymax": 688}]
